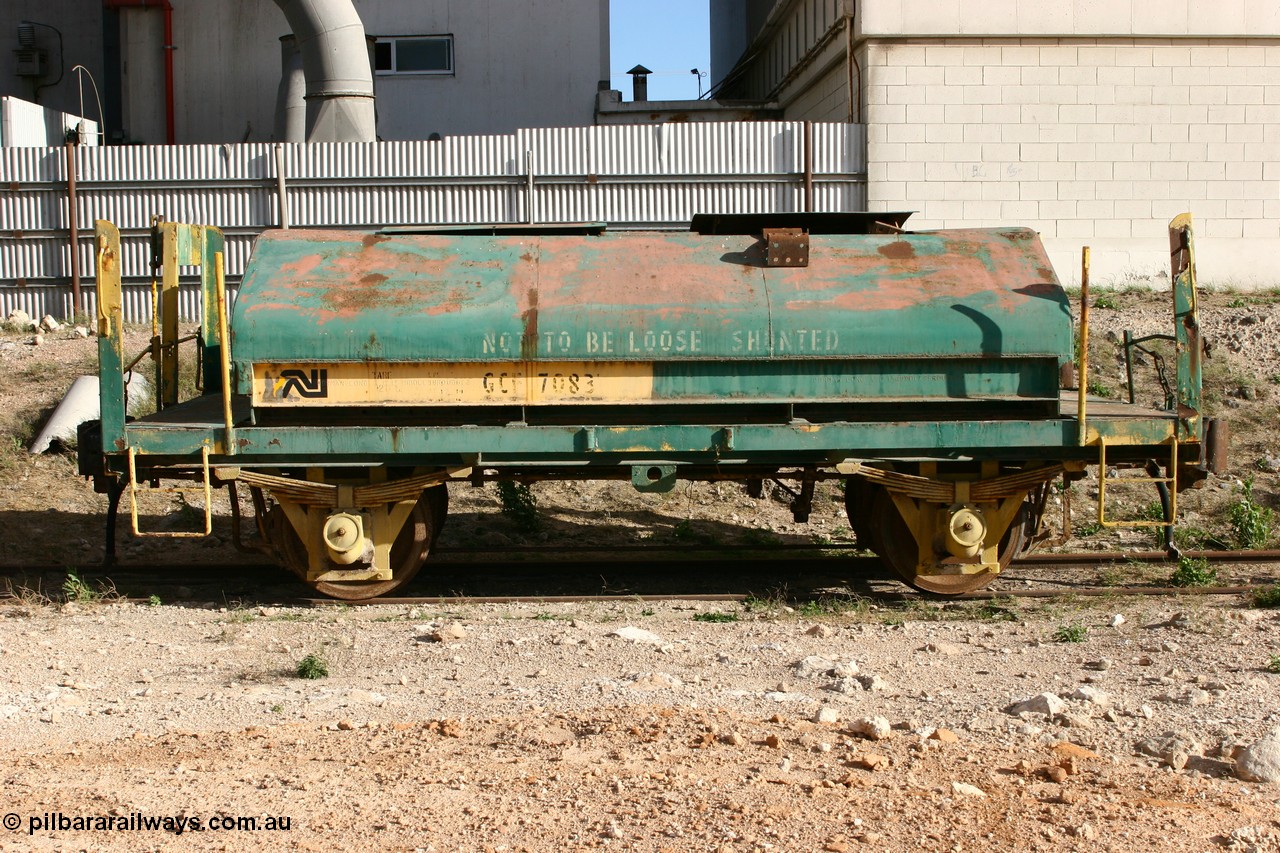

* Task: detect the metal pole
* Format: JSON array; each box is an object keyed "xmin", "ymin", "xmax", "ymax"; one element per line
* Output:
[
  {"xmin": 846, "ymin": 17, "xmax": 854, "ymax": 124},
  {"xmin": 525, "ymin": 149, "xmax": 535, "ymax": 224},
  {"xmin": 163, "ymin": 2, "xmax": 176, "ymax": 144},
  {"xmin": 803, "ymin": 120, "xmax": 814, "ymax": 213},
  {"xmin": 1077, "ymin": 246, "xmax": 1091, "ymax": 446},
  {"xmin": 214, "ymin": 251, "xmax": 235, "ymax": 454},
  {"xmin": 274, "ymin": 144, "xmax": 289, "ymax": 229},
  {"xmin": 65, "ymin": 139, "xmax": 82, "ymax": 316}
]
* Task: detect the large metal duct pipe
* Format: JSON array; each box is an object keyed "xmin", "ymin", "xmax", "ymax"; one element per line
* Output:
[
  {"xmin": 270, "ymin": 0, "xmax": 375, "ymax": 143},
  {"xmin": 274, "ymin": 35, "xmax": 306, "ymax": 143}
]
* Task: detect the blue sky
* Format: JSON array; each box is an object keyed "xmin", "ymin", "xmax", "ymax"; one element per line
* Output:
[{"xmin": 610, "ymin": 0, "xmax": 711, "ymax": 101}]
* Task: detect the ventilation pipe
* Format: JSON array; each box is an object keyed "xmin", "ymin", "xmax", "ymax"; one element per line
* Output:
[
  {"xmin": 627, "ymin": 65, "xmax": 652, "ymax": 102},
  {"xmin": 270, "ymin": 0, "xmax": 375, "ymax": 143},
  {"xmin": 274, "ymin": 35, "xmax": 306, "ymax": 142}
]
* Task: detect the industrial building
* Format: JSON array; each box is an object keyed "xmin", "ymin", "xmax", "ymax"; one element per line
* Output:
[
  {"xmin": 712, "ymin": 0, "xmax": 1280, "ymax": 281},
  {"xmin": 2, "ymin": 1, "xmax": 1280, "ymax": 285},
  {"xmin": 0, "ymin": 0, "xmax": 608, "ymax": 144}
]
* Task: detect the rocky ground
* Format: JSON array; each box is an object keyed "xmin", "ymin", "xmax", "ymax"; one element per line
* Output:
[
  {"xmin": 1, "ymin": 290, "xmax": 1279, "ymax": 852},
  {"xmin": 0, "ymin": 597, "xmax": 1277, "ymax": 852}
]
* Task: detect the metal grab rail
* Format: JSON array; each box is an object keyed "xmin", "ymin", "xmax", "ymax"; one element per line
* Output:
[
  {"xmin": 1079, "ymin": 214, "xmax": 1204, "ymax": 546},
  {"xmin": 93, "ymin": 219, "xmax": 233, "ymax": 473}
]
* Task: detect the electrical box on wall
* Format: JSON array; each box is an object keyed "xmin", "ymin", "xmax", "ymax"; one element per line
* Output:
[{"xmin": 15, "ymin": 48, "xmax": 48, "ymax": 77}]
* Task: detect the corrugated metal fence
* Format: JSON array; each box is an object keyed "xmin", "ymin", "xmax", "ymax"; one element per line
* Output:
[{"xmin": 1, "ymin": 121, "xmax": 867, "ymax": 322}]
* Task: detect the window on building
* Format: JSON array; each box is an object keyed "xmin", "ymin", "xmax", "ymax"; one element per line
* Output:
[{"xmin": 374, "ymin": 35, "xmax": 453, "ymax": 75}]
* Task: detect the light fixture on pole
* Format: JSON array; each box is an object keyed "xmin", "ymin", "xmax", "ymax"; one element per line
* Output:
[{"xmin": 690, "ymin": 67, "xmax": 707, "ymax": 99}]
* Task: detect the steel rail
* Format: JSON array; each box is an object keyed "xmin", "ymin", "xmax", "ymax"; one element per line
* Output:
[
  {"xmin": 5, "ymin": 550, "xmax": 1280, "ymax": 577},
  {"xmin": 299, "ymin": 583, "xmax": 1274, "ymax": 607}
]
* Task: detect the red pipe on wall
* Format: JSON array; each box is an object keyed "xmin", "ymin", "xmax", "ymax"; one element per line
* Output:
[{"xmin": 102, "ymin": 0, "xmax": 175, "ymax": 144}]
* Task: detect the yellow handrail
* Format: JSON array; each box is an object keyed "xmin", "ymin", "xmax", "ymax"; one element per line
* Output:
[
  {"xmin": 214, "ymin": 250, "xmax": 235, "ymax": 454},
  {"xmin": 1077, "ymin": 246, "xmax": 1090, "ymax": 445}
]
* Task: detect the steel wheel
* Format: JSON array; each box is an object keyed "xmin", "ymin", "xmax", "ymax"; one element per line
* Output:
[
  {"xmin": 870, "ymin": 488, "xmax": 1027, "ymax": 596},
  {"xmin": 424, "ymin": 484, "xmax": 449, "ymax": 544},
  {"xmin": 842, "ymin": 477, "xmax": 878, "ymax": 549},
  {"xmin": 270, "ymin": 495, "xmax": 434, "ymax": 600}
]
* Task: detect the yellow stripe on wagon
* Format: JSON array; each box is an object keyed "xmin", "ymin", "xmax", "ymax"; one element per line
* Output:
[{"xmin": 253, "ymin": 361, "xmax": 656, "ymax": 406}]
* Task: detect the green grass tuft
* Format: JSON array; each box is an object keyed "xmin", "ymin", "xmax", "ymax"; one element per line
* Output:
[{"xmin": 1053, "ymin": 623, "xmax": 1088, "ymax": 643}]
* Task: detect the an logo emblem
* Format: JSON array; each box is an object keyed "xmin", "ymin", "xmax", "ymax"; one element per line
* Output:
[{"xmin": 277, "ymin": 368, "xmax": 329, "ymax": 399}]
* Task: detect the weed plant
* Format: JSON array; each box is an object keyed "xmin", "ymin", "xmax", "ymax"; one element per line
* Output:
[
  {"xmin": 533, "ymin": 612, "xmax": 571, "ymax": 621},
  {"xmin": 796, "ymin": 595, "xmax": 869, "ymax": 618},
  {"xmin": 972, "ymin": 598, "xmax": 1019, "ymax": 622},
  {"xmin": 1096, "ymin": 564, "xmax": 1127, "ymax": 586},
  {"xmin": 1266, "ymin": 655, "xmax": 1280, "ymax": 674},
  {"xmin": 693, "ymin": 611, "xmax": 738, "ymax": 623},
  {"xmin": 296, "ymin": 653, "xmax": 329, "ymax": 679},
  {"xmin": 2, "ymin": 579, "xmax": 53, "ymax": 609},
  {"xmin": 1053, "ymin": 623, "xmax": 1088, "ymax": 643},
  {"xmin": 1137, "ymin": 501, "xmax": 1166, "ymax": 522},
  {"xmin": 1173, "ymin": 524, "xmax": 1225, "ymax": 552},
  {"xmin": 741, "ymin": 528, "xmax": 782, "ymax": 547},
  {"xmin": 496, "ymin": 481, "xmax": 540, "ymax": 532},
  {"xmin": 672, "ymin": 519, "xmax": 717, "ymax": 544},
  {"xmin": 62, "ymin": 572, "xmax": 113, "ymax": 604},
  {"xmin": 1249, "ymin": 583, "xmax": 1280, "ymax": 609},
  {"xmin": 1087, "ymin": 380, "xmax": 1117, "ymax": 399},
  {"xmin": 1170, "ymin": 557, "xmax": 1217, "ymax": 587},
  {"xmin": 1075, "ymin": 521, "xmax": 1103, "ymax": 537},
  {"xmin": 0, "ymin": 435, "xmax": 27, "ymax": 481},
  {"xmin": 1228, "ymin": 476, "xmax": 1274, "ymax": 550},
  {"xmin": 742, "ymin": 589, "xmax": 786, "ymax": 614}
]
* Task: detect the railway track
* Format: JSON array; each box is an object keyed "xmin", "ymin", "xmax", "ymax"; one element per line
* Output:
[{"xmin": 2, "ymin": 549, "xmax": 1278, "ymax": 607}]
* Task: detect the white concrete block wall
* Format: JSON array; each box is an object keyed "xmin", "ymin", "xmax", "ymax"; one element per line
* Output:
[
  {"xmin": 865, "ymin": 39, "xmax": 1280, "ymax": 285},
  {"xmin": 862, "ymin": 0, "xmax": 1280, "ymax": 38},
  {"xmin": 786, "ymin": 64, "xmax": 853, "ymax": 123}
]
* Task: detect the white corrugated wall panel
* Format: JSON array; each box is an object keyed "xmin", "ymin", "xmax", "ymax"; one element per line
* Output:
[
  {"xmin": 0, "ymin": 284, "xmax": 236, "ymax": 325},
  {"xmin": 527, "ymin": 122, "xmax": 808, "ymax": 176}
]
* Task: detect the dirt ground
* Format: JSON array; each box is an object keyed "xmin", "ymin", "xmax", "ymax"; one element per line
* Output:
[{"xmin": 1, "ymin": 289, "xmax": 1279, "ymax": 852}]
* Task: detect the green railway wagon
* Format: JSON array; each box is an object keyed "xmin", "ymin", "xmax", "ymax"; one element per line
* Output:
[{"xmin": 79, "ymin": 213, "xmax": 1222, "ymax": 599}]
